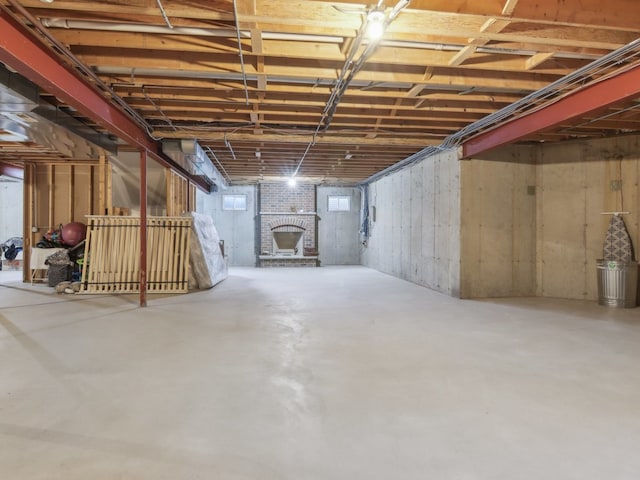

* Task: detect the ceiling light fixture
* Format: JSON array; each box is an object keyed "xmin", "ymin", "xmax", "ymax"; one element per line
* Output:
[
  {"xmin": 289, "ymin": 0, "xmax": 409, "ymax": 181},
  {"xmin": 287, "ymin": 177, "xmax": 297, "ymax": 187},
  {"xmin": 366, "ymin": 10, "xmax": 386, "ymax": 41}
]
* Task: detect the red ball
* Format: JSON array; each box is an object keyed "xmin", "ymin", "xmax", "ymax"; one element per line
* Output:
[{"xmin": 61, "ymin": 222, "xmax": 87, "ymax": 247}]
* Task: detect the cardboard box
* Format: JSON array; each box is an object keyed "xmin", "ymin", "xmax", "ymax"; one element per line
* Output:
[{"xmin": 2, "ymin": 259, "xmax": 22, "ymax": 271}]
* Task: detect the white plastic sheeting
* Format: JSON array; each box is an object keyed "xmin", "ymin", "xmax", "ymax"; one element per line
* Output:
[{"xmin": 186, "ymin": 212, "xmax": 228, "ymax": 290}]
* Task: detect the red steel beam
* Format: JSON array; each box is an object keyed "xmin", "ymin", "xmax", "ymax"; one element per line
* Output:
[
  {"xmin": 0, "ymin": 9, "xmax": 209, "ymax": 192},
  {"xmin": 0, "ymin": 162, "xmax": 24, "ymax": 180},
  {"xmin": 461, "ymin": 64, "xmax": 640, "ymax": 158}
]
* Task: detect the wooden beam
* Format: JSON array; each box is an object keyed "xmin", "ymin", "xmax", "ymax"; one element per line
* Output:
[
  {"xmin": 407, "ymin": 84, "xmax": 424, "ymax": 98},
  {"xmin": 62, "ymin": 28, "xmax": 611, "ymax": 70},
  {"xmin": 251, "ymin": 29, "xmax": 263, "ymax": 54},
  {"xmin": 152, "ymin": 131, "xmax": 442, "ymax": 147},
  {"xmin": 502, "ymin": 0, "xmax": 520, "ymax": 16},
  {"xmin": 525, "ymin": 52, "xmax": 555, "ymax": 70},
  {"xmin": 448, "ymin": 45, "xmax": 477, "ymax": 66}
]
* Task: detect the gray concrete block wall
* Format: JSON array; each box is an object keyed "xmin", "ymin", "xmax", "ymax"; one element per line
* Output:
[
  {"xmin": 461, "ymin": 136, "xmax": 639, "ymax": 301},
  {"xmin": 362, "ymin": 149, "xmax": 461, "ymax": 297},
  {"xmin": 317, "ymin": 186, "xmax": 361, "ymax": 265},
  {"xmin": 537, "ymin": 137, "xmax": 640, "ymax": 301},
  {"xmin": 196, "ymin": 185, "xmax": 257, "ymax": 266},
  {"xmin": 459, "ymin": 146, "xmax": 537, "ymax": 298}
]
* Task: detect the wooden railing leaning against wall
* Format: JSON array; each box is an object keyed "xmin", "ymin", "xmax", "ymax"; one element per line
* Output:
[{"xmin": 80, "ymin": 215, "xmax": 192, "ymax": 294}]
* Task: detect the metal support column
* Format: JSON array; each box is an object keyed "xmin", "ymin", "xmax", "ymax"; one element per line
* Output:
[{"xmin": 139, "ymin": 150, "xmax": 148, "ymax": 307}]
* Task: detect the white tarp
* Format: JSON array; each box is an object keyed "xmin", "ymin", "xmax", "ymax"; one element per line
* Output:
[{"xmin": 186, "ymin": 212, "xmax": 228, "ymax": 289}]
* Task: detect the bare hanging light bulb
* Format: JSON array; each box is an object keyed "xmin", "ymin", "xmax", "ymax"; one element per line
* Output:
[{"xmin": 366, "ymin": 10, "xmax": 386, "ymax": 40}]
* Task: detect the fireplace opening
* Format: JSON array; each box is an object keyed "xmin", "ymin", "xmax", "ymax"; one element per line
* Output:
[{"xmin": 269, "ymin": 218, "xmax": 306, "ymax": 256}]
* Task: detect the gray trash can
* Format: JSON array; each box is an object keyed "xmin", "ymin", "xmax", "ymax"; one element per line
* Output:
[{"xmin": 596, "ymin": 260, "xmax": 638, "ymax": 308}]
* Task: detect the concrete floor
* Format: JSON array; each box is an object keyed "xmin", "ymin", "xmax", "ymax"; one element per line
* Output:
[{"xmin": 1, "ymin": 266, "xmax": 639, "ymax": 479}]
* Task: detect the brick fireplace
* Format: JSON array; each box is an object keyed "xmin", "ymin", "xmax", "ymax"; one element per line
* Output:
[{"xmin": 257, "ymin": 183, "xmax": 318, "ymax": 267}]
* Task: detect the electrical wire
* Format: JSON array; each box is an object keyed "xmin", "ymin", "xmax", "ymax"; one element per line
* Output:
[
  {"xmin": 362, "ymin": 37, "xmax": 640, "ymax": 184},
  {"xmin": 232, "ymin": 0, "xmax": 250, "ymax": 106},
  {"xmin": 142, "ymin": 86, "xmax": 177, "ymax": 131},
  {"xmin": 204, "ymin": 146, "xmax": 232, "ymax": 184},
  {"xmin": 291, "ymin": 0, "xmax": 410, "ymax": 179},
  {"xmin": 156, "ymin": 0, "xmax": 174, "ymax": 29}
]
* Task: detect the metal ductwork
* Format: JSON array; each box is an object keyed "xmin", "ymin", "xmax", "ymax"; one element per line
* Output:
[
  {"xmin": 0, "ymin": 62, "xmax": 38, "ymax": 142},
  {"xmin": 162, "ymin": 139, "xmax": 228, "ymax": 191},
  {"xmin": 0, "ymin": 62, "xmax": 117, "ymax": 158}
]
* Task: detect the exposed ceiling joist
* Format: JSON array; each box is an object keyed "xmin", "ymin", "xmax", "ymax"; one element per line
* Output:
[
  {"xmin": 0, "ymin": 6, "xmax": 211, "ymax": 191},
  {"xmin": 2, "ymin": 0, "xmax": 640, "ymax": 184}
]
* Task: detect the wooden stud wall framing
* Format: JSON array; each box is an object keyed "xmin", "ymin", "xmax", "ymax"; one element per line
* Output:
[
  {"xmin": 23, "ymin": 162, "xmax": 110, "ymax": 282},
  {"xmin": 80, "ymin": 215, "xmax": 192, "ymax": 294},
  {"xmin": 166, "ymin": 169, "xmax": 194, "ymax": 216},
  {"xmin": 98, "ymin": 153, "xmax": 113, "ymax": 215}
]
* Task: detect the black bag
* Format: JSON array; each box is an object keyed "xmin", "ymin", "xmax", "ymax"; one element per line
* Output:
[{"xmin": 4, "ymin": 244, "xmax": 17, "ymax": 260}]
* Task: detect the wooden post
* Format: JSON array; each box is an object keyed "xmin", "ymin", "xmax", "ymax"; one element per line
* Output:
[
  {"xmin": 165, "ymin": 168, "xmax": 172, "ymax": 216},
  {"xmin": 48, "ymin": 165, "xmax": 54, "ymax": 228},
  {"xmin": 23, "ymin": 164, "xmax": 33, "ymax": 283},
  {"xmin": 68, "ymin": 165, "xmax": 75, "ymax": 221}
]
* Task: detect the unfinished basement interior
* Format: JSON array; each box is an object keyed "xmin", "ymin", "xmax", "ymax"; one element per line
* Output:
[{"xmin": 1, "ymin": 0, "xmax": 639, "ymax": 478}]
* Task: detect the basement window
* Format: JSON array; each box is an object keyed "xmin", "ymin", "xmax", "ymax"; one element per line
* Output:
[
  {"xmin": 327, "ymin": 195, "xmax": 351, "ymax": 212},
  {"xmin": 222, "ymin": 194, "xmax": 247, "ymax": 211}
]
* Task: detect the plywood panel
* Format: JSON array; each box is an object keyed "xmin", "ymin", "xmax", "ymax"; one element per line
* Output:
[
  {"xmin": 73, "ymin": 166, "xmax": 93, "ymax": 221},
  {"xmin": 28, "ymin": 163, "xmax": 105, "ymax": 242}
]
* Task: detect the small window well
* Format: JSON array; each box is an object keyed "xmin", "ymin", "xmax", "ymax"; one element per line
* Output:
[
  {"xmin": 328, "ymin": 195, "xmax": 351, "ymax": 212},
  {"xmin": 222, "ymin": 194, "xmax": 247, "ymax": 211}
]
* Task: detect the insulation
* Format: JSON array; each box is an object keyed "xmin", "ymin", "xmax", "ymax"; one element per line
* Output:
[{"xmin": 186, "ymin": 212, "xmax": 227, "ymax": 290}]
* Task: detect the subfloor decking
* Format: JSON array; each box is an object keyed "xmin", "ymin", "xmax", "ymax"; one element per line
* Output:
[{"xmin": 1, "ymin": 266, "xmax": 639, "ymax": 479}]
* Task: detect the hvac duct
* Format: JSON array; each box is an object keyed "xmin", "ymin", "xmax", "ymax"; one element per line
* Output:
[
  {"xmin": 162, "ymin": 139, "xmax": 227, "ymax": 190},
  {"xmin": 0, "ymin": 63, "xmax": 117, "ymax": 157}
]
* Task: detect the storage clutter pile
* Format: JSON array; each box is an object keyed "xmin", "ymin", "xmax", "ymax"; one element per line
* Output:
[{"xmin": 37, "ymin": 222, "xmax": 87, "ymax": 293}]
